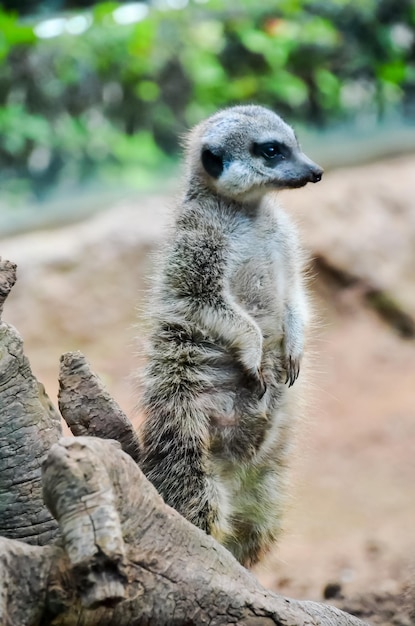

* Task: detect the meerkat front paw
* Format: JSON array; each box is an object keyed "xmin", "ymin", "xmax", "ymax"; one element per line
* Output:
[
  {"xmin": 238, "ymin": 327, "xmax": 262, "ymax": 380},
  {"xmin": 245, "ymin": 367, "xmax": 267, "ymax": 398},
  {"xmin": 284, "ymin": 354, "xmax": 301, "ymax": 387},
  {"xmin": 237, "ymin": 328, "xmax": 266, "ymax": 396},
  {"xmin": 282, "ymin": 305, "xmax": 305, "ymax": 388}
]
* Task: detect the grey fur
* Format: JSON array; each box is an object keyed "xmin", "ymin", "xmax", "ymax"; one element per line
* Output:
[{"xmin": 139, "ymin": 105, "xmax": 322, "ymax": 566}]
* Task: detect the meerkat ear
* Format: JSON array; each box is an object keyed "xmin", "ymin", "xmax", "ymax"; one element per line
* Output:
[{"xmin": 201, "ymin": 147, "xmax": 224, "ymax": 179}]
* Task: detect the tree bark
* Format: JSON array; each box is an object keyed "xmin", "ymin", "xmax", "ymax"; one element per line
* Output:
[
  {"xmin": 58, "ymin": 350, "xmax": 141, "ymax": 463},
  {"xmin": 0, "ymin": 257, "xmax": 368, "ymax": 626},
  {"xmin": 0, "ymin": 258, "xmax": 61, "ymax": 545}
]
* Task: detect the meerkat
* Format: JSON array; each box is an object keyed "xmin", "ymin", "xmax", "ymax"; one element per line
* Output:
[{"xmin": 138, "ymin": 105, "xmax": 323, "ymax": 567}]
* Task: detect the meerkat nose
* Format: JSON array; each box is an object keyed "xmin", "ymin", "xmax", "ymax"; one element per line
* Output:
[{"xmin": 309, "ymin": 165, "xmax": 324, "ymax": 183}]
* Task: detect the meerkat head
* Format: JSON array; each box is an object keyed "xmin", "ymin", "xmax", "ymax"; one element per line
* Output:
[{"xmin": 186, "ymin": 105, "xmax": 323, "ymax": 202}]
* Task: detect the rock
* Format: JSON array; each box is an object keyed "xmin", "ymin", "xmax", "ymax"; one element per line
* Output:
[{"xmin": 323, "ymin": 582, "xmax": 344, "ymax": 600}]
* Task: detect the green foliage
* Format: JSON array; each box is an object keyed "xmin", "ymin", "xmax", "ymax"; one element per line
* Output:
[
  {"xmin": 0, "ymin": 0, "xmax": 414, "ymax": 200},
  {"xmin": 0, "ymin": 10, "xmax": 35, "ymax": 59}
]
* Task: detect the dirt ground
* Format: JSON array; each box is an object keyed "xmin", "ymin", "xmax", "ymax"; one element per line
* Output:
[
  {"xmin": 254, "ymin": 291, "xmax": 415, "ymax": 622},
  {"xmin": 1, "ymin": 157, "xmax": 414, "ymax": 624}
]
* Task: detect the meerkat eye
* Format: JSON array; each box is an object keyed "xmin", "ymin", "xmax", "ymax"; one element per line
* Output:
[
  {"xmin": 253, "ymin": 141, "xmax": 287, "ymax": 161},
  {"xmin": 262, "ymin": 144, "xmax": 281, "ymax": 159}
]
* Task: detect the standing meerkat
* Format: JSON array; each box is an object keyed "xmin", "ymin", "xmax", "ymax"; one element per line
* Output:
[{"xmin": 139, "ymin": 105, "xmax": 323, "ymax": 566}]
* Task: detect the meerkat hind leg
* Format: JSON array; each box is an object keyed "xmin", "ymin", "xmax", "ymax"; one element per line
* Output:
[{"xmin": 222, "ymin": 464, "xmax": 286, "ymax": 567}]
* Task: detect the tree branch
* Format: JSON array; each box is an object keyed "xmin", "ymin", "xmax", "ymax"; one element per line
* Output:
[
  {"xmin": 0, "ymin": 258, "xmax": 16, "ymax": 318},
  {"xmin": 58, "ymin": 350, "xmax": 141, "ymax": 463}
]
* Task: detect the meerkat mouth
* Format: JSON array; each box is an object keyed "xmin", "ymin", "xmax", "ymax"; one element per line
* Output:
[
  {"xmin": 263, "ymin": 178, "xmax": 309, "ymax": 190},
  {"xmin": 266, "ymin": 171, "xmax": 322, "ymax": 190},
  {"xmin": 284, "ymin": 179, "xmax": 311, "ymax": 189}
]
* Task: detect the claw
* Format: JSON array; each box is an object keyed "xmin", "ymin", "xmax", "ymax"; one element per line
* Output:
[
  {"xmin": 284, "ymin": 356, "xmax": 300, "ymax": 388},
  {"xmin": 246, "ymin": 368, "xmax": 267, "ymax": 398},
  {"xmin": 254, "ymin": 368, "xmax": 267, "ymax": 399},
  {"xmin": 258, "ymin": 372, "xmax": 267, "ymax": 399}
]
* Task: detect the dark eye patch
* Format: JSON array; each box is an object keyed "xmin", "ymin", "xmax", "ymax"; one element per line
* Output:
[
  {"xmin": 201, "ymin": 148, "xmax": 224, "ymax": 178},
  {"xmin": 252, "ymin": 141, "xmax": 289, "ymax": 161}
]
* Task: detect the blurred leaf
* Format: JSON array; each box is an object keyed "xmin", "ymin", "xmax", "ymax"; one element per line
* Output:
[
  {"xmin": 314, "ymin": 68, "xmax": 341, "ymax": 108},
  {"xmin": 135, "ymin": 80, "xmax": 160, "ymax": 102},
  {"xmin": 239, "ymin": 28, "xmax": 270, "ymax": 55},
  {"xmin": 92, "ymin": 2, "xmax": 119, "ymax": 23},
  {"xmin": 191, "ymin": 20, "xmax": 225, "ymax": 53},
  {"xmin": 0, "ymin": 106, "xmax": 51, "ymax": 154},
  {"xmin": 53, "ymin": 115, "xmax": 89, "ymax": 153},
  {"xmin": 299, "ymin": 16, "xmax": 340, "ymax": 47},
  {"xmin": 128, "ymin": 17, "xmax": 156, "ymax": 57},
  {"xmin": 226, "ymin": 76, "xmax": 259, "ymax": 100},
  {"xmin": 264, "ymin": 71, "xmax": 308, "ymax": 106},
  {"xmin": 111, "ymin": 130, "xmax": 167, "ymax": 167},
  {"xmin": 0, "ymin": 10, "xmax": 35, "ymax": 47},
  {"xmin": 377, "ymin": 59, "xmax": 407, "ymax": 85}
]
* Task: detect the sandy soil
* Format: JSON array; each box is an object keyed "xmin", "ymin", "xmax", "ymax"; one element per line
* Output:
[{"xmin": 254, "ymin": 293, "xmax": 415, "ymax": 604}]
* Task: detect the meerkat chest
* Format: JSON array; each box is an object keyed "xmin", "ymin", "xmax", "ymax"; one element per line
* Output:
[{"xmin": 228, "ymin": 219, "xmax": 288, "ymax": 332}]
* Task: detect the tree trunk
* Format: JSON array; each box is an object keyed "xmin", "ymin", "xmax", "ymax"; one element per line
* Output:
[
  {"xmin": 0, "ymin": 257, "xmax": 367, "ymax": 626},
  {"xmin": 0, "ymin": 259, "xmax": 61, "ymax": 546}
]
